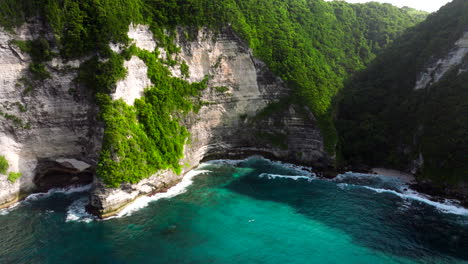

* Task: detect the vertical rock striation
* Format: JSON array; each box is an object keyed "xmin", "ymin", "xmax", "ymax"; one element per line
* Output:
[
  {"xmin": 415, "ymin": 32, "xmax": 468, "ymax": 90},
  {"xmin": 0, "ymin": 23, "xmax": 102, "ymax": 208},
  {"xmin": 89, "ymin": 27, "xmax": 328, "ymax": 217},
  {"xmin": 0, "ymin": 24, "xmax": 327, "ymax": 216}
]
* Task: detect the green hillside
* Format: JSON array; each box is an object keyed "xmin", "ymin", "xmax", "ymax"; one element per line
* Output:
[
  {"xmin": 337, "ymin": 0, "xmax": 468, "ymax": 183},
  {"xmin": 0, "ymin": 0, "xmax": 425, "ymax": 186}
]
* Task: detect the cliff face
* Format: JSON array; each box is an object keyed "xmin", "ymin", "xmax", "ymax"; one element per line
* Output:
[
  {"xmin": 89, "ymin": 26, "xmax": 327, "ymax": 217},
  {"xmin": 172, "ymin": 27, "xmax": 326, "ymax": 165},
  {"xmin": 0, "ymin": 23, "xmax": 102, "ymax": 208},
  {"xmin": 0, "ymin": 24, "xmax": 327, "ymax": 216},
  {"xmin": 415, "ymin": 32, "xmax": 468, "ymax": 90}
]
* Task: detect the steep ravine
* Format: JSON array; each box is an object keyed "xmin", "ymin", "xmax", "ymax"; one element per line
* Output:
[{"xmin": 0, "ymin": 25, "xmax": 328, "ymax": 217}]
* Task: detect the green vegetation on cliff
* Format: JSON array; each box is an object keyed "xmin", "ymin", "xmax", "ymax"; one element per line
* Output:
[
  {"xmin": 78, "ymin": 45, "xmax": 206, "ymax": 187},
  {"xmin": 8, "ymin": 172, "xmax": 22, "ymax": 183},
  {"xmin": 337, "ymin": 0, "xmax": 468, "ymax": 183},
  {"xmin": 136, "ymin": 0, "xmax": 425, "ymax": 153},
  {"xmin": 10, "ymin": 38, "xmax": 52, "ymax": 80},
  {"xmin": 0, "ymin": 0, "xmax": 425, "ymax": 186},
  {"xmin": 0, "ymin": 156, "xmax": 21, "ymax": 182},
  {"xmin": 93, "ymin": 48, "xmax": 206, "ymax": 187},
  {"xmin": 0, "ymin": 156, "xmax": 8, "ymax": 175}
]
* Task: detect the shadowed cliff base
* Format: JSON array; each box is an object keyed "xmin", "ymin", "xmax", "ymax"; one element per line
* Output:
[{"xmin": 33, "ymin": 160, "xmax": 94, "ymax": 193}]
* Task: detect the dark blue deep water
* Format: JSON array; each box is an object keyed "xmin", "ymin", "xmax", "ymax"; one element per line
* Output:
[{"xmin": 1, "ymin": 157, "xmax": 467, "ymax": 264}]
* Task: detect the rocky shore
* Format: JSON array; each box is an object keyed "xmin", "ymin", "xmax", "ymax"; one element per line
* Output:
[
  {"xmin": 331, "ymin": 164, "xmax": 468, "ymax": 208},
  {"xmin": 86, "ymin": 26, "xmax": 329, "ymax": 218},
  {"xmin": 0, "ymin": 22, "xmax": 466, "ymax": 218}
]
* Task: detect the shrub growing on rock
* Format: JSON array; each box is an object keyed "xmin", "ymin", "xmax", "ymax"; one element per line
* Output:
[
  {"xmin": 0, "ymin": 156, "xmax": 9, "ymax": 175},
  {"xmin": 8, "ymin": 172, "xmax": 22, "ymax": 183}
]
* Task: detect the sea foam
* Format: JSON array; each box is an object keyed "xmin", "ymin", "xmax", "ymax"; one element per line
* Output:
[
  {"xmin": 362, "ymin": 186, "xmax": 468, "ymax": 216},
  {"xmin": 0, "ymin": 184, "xmax": 93, "ymax": 216},
  {"xmin": 336, "ymin": 172, "xmax": 468, "ymax": 216},
  {"xmin": 0, "ymin": 202, "xmax": 20, "ymax": 215},
  {"xmin": 204, "ymin": 159, "xmax": 245, "ymax": 166},
  {"xmin": 25, "ymin": 184, "xmax": 93, "ymax": 201},
  {"xmin": 333, "ymin": 172, "xmax": 400, "ymax": 184},
  {"xmin": 259, "ymin": 173, "xmax": 315, "ymax": 181},
  {"xmin": 66, "ymin": 197, "xmax": 96, "ymax": 223},
  {"xmin": 268, "ymin": 160, "xmax": 316, "ymax": 177},
  {"xmin": 107, "ymin": 169, "xmax": 211, "ymax": 219},
  {"xmin": 271, "ymin": 170, "xmax": 468, "ymax": 216}
]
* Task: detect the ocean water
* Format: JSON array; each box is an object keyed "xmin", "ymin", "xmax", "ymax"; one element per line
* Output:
[{"xmin": 1, "ymin": 157, "xmax": 467, "ymax": 264}]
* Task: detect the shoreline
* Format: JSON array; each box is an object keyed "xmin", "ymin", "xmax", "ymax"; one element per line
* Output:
[
  {"xmin": 0, "ymin": 194, "xmax": 21, "ymax": 210},
  {"xmin": 2, "ymin": 158, "xmax": 466, "ymax": 218},
  {"xmin": 367, "ymin": 168, "xmax": 467, "ymax": 208},
  {"xmin": 371, "ymin": 168, "xmax": 416, "ymax": 184}
]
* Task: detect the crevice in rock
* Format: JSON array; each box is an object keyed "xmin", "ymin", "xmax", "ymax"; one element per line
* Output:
[{"xmin": 33, "ymin": 160, "xmax": 94, "ymax": 192}]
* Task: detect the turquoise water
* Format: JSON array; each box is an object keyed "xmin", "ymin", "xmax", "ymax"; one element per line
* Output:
[{"xmin": 1, "ymin": 157, "xmax": 467, "ymax": 264}]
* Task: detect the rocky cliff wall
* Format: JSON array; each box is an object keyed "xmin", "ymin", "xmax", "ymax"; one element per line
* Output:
[
  {"xmin": 0, "ymin": 24, "xmax": 327, "ymax": 217},
  {"xmin": 90, "ymin": 26, "xmax": 328, "ymax": 217},
  {"xmin": 0, "ymin": 23, "xmax": 102, "ymax": 207},
  {"xmin": 415, "ymin": 31, "xmax": 468, "ymax": 90}
]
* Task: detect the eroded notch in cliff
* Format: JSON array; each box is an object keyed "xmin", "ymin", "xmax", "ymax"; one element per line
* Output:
[{"xmin": 33, "ymin": 159, "xmax": 94, "ymax": 192}]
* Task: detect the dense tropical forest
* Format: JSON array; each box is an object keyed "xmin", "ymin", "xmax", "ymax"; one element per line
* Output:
[
  {"xmin": 337, "ymin": 0, "xmax": 468, "ymax": 183},
  {"xmin": 0, "ymin": 0, "xmax": 428, "ymax": 186}
]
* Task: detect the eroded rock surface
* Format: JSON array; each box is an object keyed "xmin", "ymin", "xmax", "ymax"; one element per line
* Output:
[
  {"xmin": 0, "ymin": 24, "xmax": 327, "ymax": 216},
  {"xmin": 415, "ymin": 32, "xmax": 468, "ymax": 90},
  {"xmin": 0, "ymin": 23, "xmax": 102, "ymax": 207},
  {"xmin": 112, "ymin": 56, "xmax": 151, "ymax": 105},
  {"xmin": 89, "ymin": 27, "xmax": 327, "ymax": 217}
]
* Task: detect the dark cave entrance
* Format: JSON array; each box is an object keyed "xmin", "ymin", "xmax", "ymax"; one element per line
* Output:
[{"xmin": 33, "ymin": 160, "xmax": 94, "ymax": 192}]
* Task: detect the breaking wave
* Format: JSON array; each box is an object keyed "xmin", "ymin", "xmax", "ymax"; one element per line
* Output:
[
  {"xmin": 362, "ymin": 186, "xmax": 468, "ymax": 216},
  {"xmin": 66, "ymin": 197, "xmax": 96, "ymax": 223},
  {"xmin": 268, "ymin": 170, "xmax": 468, "ymax": 216},
  {"xmin": 259, "ymin": 173, "xmax": 315, "ymax": 181},
  {"xmin": 0, "ymin": 184, "xmax": 93, "ymax": 216},
  {"xmin": 107, "ymin": 169, "xmax": 211, "ymax": 219},
  {"xmin": 25, "ymin": 184, "xmax": 93, "ymax": 201}
]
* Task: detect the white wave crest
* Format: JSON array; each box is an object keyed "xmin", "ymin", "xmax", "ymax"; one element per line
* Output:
[
  {"xmin": 207, "ymin": 156, "xmax": 315, "ymax": 176},
  {"xmin": 258, "ymin": 173, "xmax": 315, "ymax": 181},
  {"xmin": 0, "ymin": 184, "xmax": 93, "ymax": 216},
  {"xmin": 333, "ymin": 172, "xmax": 399, "ymax": 183},
  {"xmin": 107, "ymin": 169, "xmax": 211, "ymax": 219},
  {"xmin": 66, "ymin": 197, "xmax": 96, "ymax": 223},
  {"xmin": 204, "ymin": 159, "xmax": 245, "ymax": 166},
  {"xmin": 25, "ymin": 184, "xmax": 93, "ymax": 201},
  {"xmin": 0, "ymin": 202, "xmax": 20, "ymax": 216},
  {"xmin": 362, "ymin": 186, "xmax": 468, "ymax": 216},
  {"xmin": 336, "ymin": 183, "xmax": 350, "ymax": 190},
  {"xmin": 268, "ymin": 160, "xmax": 316, "ymax": 177}
]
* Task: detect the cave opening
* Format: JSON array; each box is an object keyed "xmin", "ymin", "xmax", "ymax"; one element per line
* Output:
[{"xmin": 33, "ymin": 160, "xmax": 94, "ymax": 193}]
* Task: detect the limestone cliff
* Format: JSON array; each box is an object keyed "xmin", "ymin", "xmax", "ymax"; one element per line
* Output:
[
  {"xmin": 89, "ymin": 26, "xmax": 327, "ymax": 217},
  {"xmin": 0, "ymin": 23, "xmax": 102, "ymax": 208},
  {"xmin": 415, "ymin": 31, "xmax": 468, "ymax": 90},
  {"xmin": 0, "ymin": 24, "xmax": 328, "ymax": 216}
]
